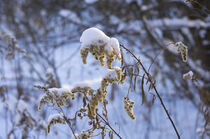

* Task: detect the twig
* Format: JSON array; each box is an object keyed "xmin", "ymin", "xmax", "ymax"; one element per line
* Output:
[
  {"xmin": 148, "ymin": 49, "xmax": 163, "ymax": 72},
  {"xmin": 97, "ymin": 113, "xmax": 123, "ymax": 139},
  {"xmin": 59, "ymin": 108, "xmax": 77, "ymax": 139},
  {"xmin": 120, "ymin": 44, "xmax": 180, "ymax": 139}
]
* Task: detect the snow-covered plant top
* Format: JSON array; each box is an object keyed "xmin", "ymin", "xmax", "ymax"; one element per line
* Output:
[
  {"xmin": 37, "ymin": 87, "xmax": 75, "ymax": 110},
  {"xmin": 80, "ymin": 27, "xmax": 121, "ymax": 69},
  {"xmin": 183, "ymin": 71, "xmax": 194, "ymax": 80}
]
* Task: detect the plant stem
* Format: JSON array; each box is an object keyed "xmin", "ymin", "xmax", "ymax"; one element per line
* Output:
[
  {"xmin": 97, "ymin": 113, "xmax": 122, "ymax": 139},
  {"xmin": 60, "ymin": 108, "xmax": 77, "ymax": 139},
  {"xmin": 120, "ymin": 44, "xmax": 180, "ymax": 139}
]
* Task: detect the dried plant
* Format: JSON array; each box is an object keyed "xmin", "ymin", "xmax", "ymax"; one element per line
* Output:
[{"xmin": 34, "ymin": 27, "xmax": 195, "ymax": 139}]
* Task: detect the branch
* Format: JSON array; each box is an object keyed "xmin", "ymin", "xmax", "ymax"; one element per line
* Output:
[
  {"xmin": 120, "ymin": 44, "xmax": 180, "ymax": 139},
  {"xmin": 60, "ymin": 108, "xmax": 77, "ymax": 139},
  {"xmin": 97, "ymin": 113, "xmax": 123, "ymax": 139}
]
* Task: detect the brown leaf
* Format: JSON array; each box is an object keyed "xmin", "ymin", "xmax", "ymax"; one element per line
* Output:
[
  {"xmin": 149, "ymin": 92, "xmax": 156, "ymax": 105},
  {"xmin": 141, "ymin": 74, "xmax": 146, "ymax": 105},
  {"xmin": 129, "ymin": 67, "xmax": 133, "ymax": 77},
  {"xmin": 134, "ymin": 76, "xmax": 137, "ymax": 91},
  {"xmin": 135, "ymin": 64, "xmax": 139, "ymax": 74},
  {"xmin": 109, "ymin": 131, "xmax": 113, "ymax": 139}
]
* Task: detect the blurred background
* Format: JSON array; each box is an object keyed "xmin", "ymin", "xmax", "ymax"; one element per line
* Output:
[{"xmin": 0, "ymin": 0, "xmax": 210, "ymax": 138}]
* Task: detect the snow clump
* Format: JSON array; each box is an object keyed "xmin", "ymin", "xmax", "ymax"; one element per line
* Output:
[
  {"xmin": 80, "ymin": 27, "xmax": 121, "ymax": 69},
  {"xmin": 183, "ymin": 71, "xmax": 194, "ymax": 80}
]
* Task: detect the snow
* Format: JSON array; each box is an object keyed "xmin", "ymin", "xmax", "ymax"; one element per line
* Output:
[
  {"xmin": 5, "ymin": 95, "xmax": 28, "ymax": 113},
  {"xmin": 73, "ymin": 82, "xmax": 90, "ymax": 88},
  {"xmin": 104, "ymin": 68, "xmax": 119, "ymax": 80},
  {"xmin": 48, "ymin": 88, "xmax": 71, "ymax": 95},
  {"xmin": 202, "ymin": 40, "xmax": 210, "ymax": 45},
  {"xmin": 183, "ymin": 71, "xmax": 194, "ymax": 80},
  {"xmin": 17, "ymin": 100, "xmax": 28, "ymax": 113},
  {"xmin": 80, "ymin": 27, "xmax": 121, "ymax": 64},
  {"xmin": 110, "ymin": 37, "xmax": 121, "ymax": 59},
  {"xmin": 84, "ymin": 0, "xmax": 98, "ymax": 4},
  {"xmin": 188, "ymin": 58, "xmax": 210, "ymax": 80},
  {"xmin": 80, "ymin": 27, "xmax": 121, "ymax": 60},
  {"xmin": 147, "ymin": 17, "xmax": 210, "ymax": 29},
  {"xmin": 80, "ymin": 27, "xmax": 110, "ymax": 49},
  {"xmin": 48, "ymin": 113, "xmax": 63, "ymax": 123},
  {"xmin": 109, "ymin": 15, "xmax": 120, "ymax": 25},
  {"xmin": 199, "ymin": 29, "xmax": 206, "ymax": 38}
]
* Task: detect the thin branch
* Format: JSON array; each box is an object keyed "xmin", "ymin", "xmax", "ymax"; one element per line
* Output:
[
  {"xmin": 120, "ymin": 44, "xmax": 180, "ymax": 139},
  {"xmin": 97, "ymin": 113, "xmax": 122, "ymax": 139},
  {"xmin": 148, "ymin": 49, "xmax": 163, "ymax": 72},
  {"xmin": 59, "ymin": 108, "xmax": 77, "ymax": 139}
]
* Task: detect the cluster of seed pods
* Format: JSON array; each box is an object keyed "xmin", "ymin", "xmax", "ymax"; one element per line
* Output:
[
  {"xmin": 175, "ymin": 42, "xmax": 188, "ymax": 62},
  {"xmin": 123, "ymin": 97, "xmax": 136, "ymax": 120}
]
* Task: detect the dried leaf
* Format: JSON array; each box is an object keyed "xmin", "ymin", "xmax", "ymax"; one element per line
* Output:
[
  {"xmin": 129, "ymin": 67, "xmax": 133, "ymax": 91},
  {"xmin": 148, "ymin": 82, "xmax": 153, "ymax": 91},
  {"xmin": 109, "ymin": 131, "xmax": 113, "ymax": 139},
  {"xmin": 134, "ymin": 76, "xmax": 137, "ymax": 91},
  {"xmin": 141, "ymin": 74, "xmax": 146, "ymax": 105},
  {"xmin": 135, "ymin": 64, "xmax": 139, "ymax": 74},
  {"xmin": 149, "ymin": 92, "xmax": 156, "ymax": 105},
  {"xmin": 129, "ymin": 67, "xmax": 133, "ymax": 78}
]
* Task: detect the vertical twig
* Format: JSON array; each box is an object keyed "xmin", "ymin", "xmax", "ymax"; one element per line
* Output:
[{"xmin": 120, "ymin": 44, "xmax": 180, "ymax": 139}]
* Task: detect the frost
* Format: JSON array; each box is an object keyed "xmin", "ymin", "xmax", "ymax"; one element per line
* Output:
[{"xmin": 183, "ymin": 71, "xmax": 194, "ymax": 80}]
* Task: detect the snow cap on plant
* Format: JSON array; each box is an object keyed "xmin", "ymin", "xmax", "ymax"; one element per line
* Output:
[
  {"xmin": 37, "ymin": 87, "xmax": 74, "ymax": 110},
  {"xmin": 80, "ymin": 27, "xmax": 122, "ymax": 69},
  {"xmin": 183, "ymin": 71, "xmax": 194, "ymax": 80}
]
